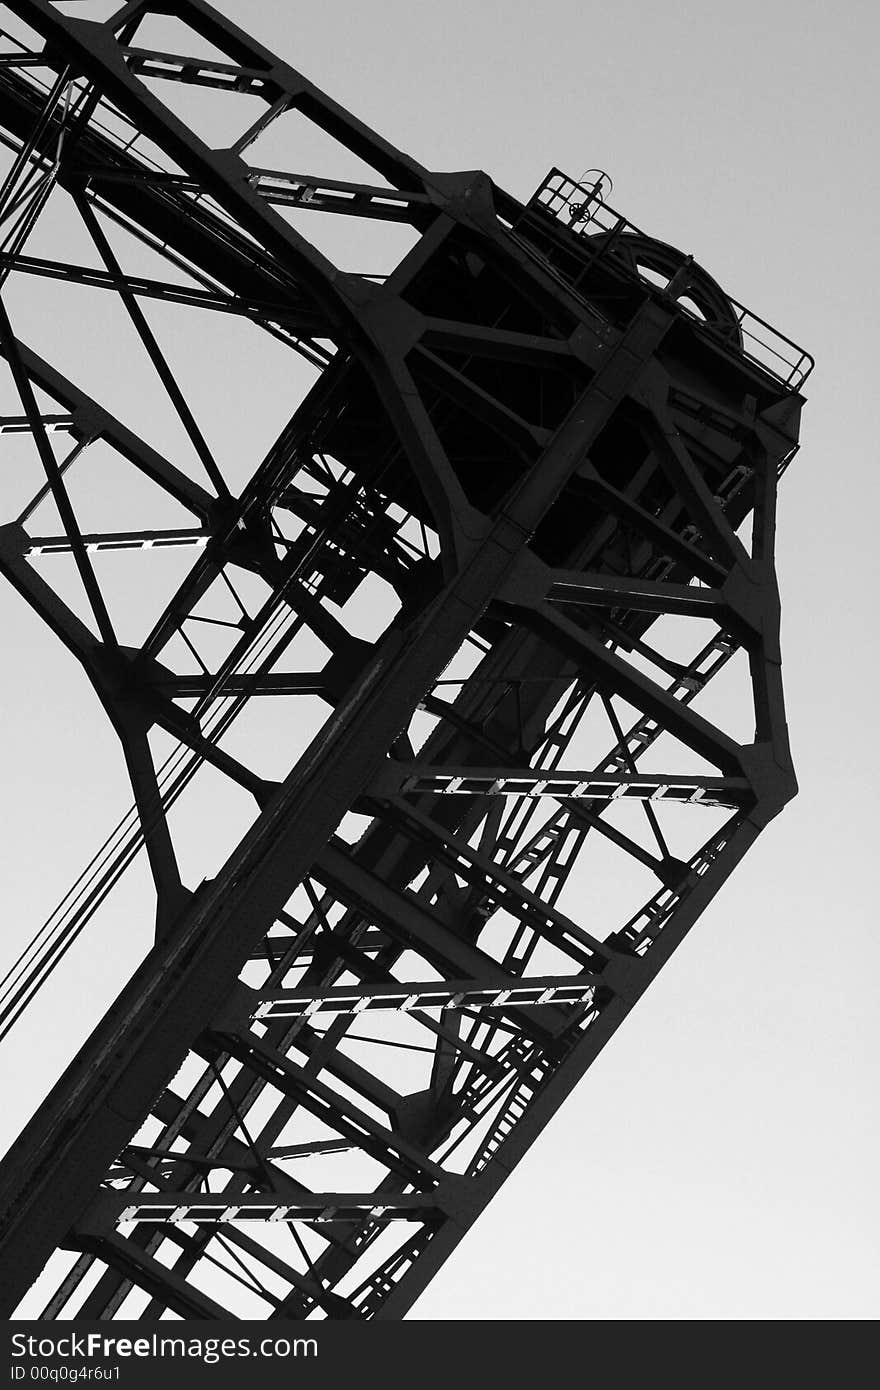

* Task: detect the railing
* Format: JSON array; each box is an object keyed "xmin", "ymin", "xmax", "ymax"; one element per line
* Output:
[{"xmin": 522, "ymin": 169, "xmax": 814, "ymax": 392}]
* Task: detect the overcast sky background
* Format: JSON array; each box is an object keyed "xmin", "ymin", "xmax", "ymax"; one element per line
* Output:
[{"xmin": 0, "ymin": 0, "xmax": 878, "ymax": 1320}]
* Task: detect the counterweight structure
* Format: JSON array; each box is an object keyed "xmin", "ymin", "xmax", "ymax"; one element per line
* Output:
[{"xmin": 0, "ymin": 0, "xmax": 810, "ymax": 1320}]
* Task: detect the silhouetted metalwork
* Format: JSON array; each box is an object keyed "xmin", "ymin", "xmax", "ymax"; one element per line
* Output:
[{"xmin": 0, "ymin": 0, "xmax": 809, "ymax": 1320}]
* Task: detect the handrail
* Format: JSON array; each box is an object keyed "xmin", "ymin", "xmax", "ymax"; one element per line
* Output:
[{"xmin": 522, "ymin": 168, "xmax": 814, "ymax": 392}]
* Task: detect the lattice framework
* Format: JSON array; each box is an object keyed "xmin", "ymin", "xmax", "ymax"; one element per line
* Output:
[{"xmin": 0, "ymin": 0, "xmax": 808, "ymax": 1320}]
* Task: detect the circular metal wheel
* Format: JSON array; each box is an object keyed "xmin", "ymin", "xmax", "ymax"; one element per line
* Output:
[{"xmin": 591, "ymin": 229, "xmax": 743, "ymax": 345}]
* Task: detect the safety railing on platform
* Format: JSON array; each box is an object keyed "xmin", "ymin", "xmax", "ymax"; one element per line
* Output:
[{"xmin": 523, "ymin": 169, "xmax": 814, "ymax": 392}]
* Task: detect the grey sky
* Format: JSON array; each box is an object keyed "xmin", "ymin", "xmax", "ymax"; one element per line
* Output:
[{"xmin": 0, "ymin": 0, "xmax": 877, "ymax": 1320}]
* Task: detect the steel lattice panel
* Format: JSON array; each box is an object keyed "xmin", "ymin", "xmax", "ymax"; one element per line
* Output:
[{"xmin": 0, "ymin": 0, "xmax": 809, "ymax": 1320}]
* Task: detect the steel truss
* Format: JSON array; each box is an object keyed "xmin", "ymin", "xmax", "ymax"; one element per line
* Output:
[{"xmin": 0, "ymin": 0, "xmax": 809, "ymax": 1320}]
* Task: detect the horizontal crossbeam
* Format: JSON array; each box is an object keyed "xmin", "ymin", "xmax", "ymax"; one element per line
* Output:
[
  {"xmin": 89, "ymin": 1191, "xmax": 438, "ymax": 1226},
  {"xmin": 373, "ymin": 764, "xmax": 748, "ymax": 808},
  {"xmin": 250, "ymin": 973, "xmax": 599, "ymax": 1021},
  {"xmin": 26, "ymin": 527, "xmax": 210, "ymax": 555}
]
